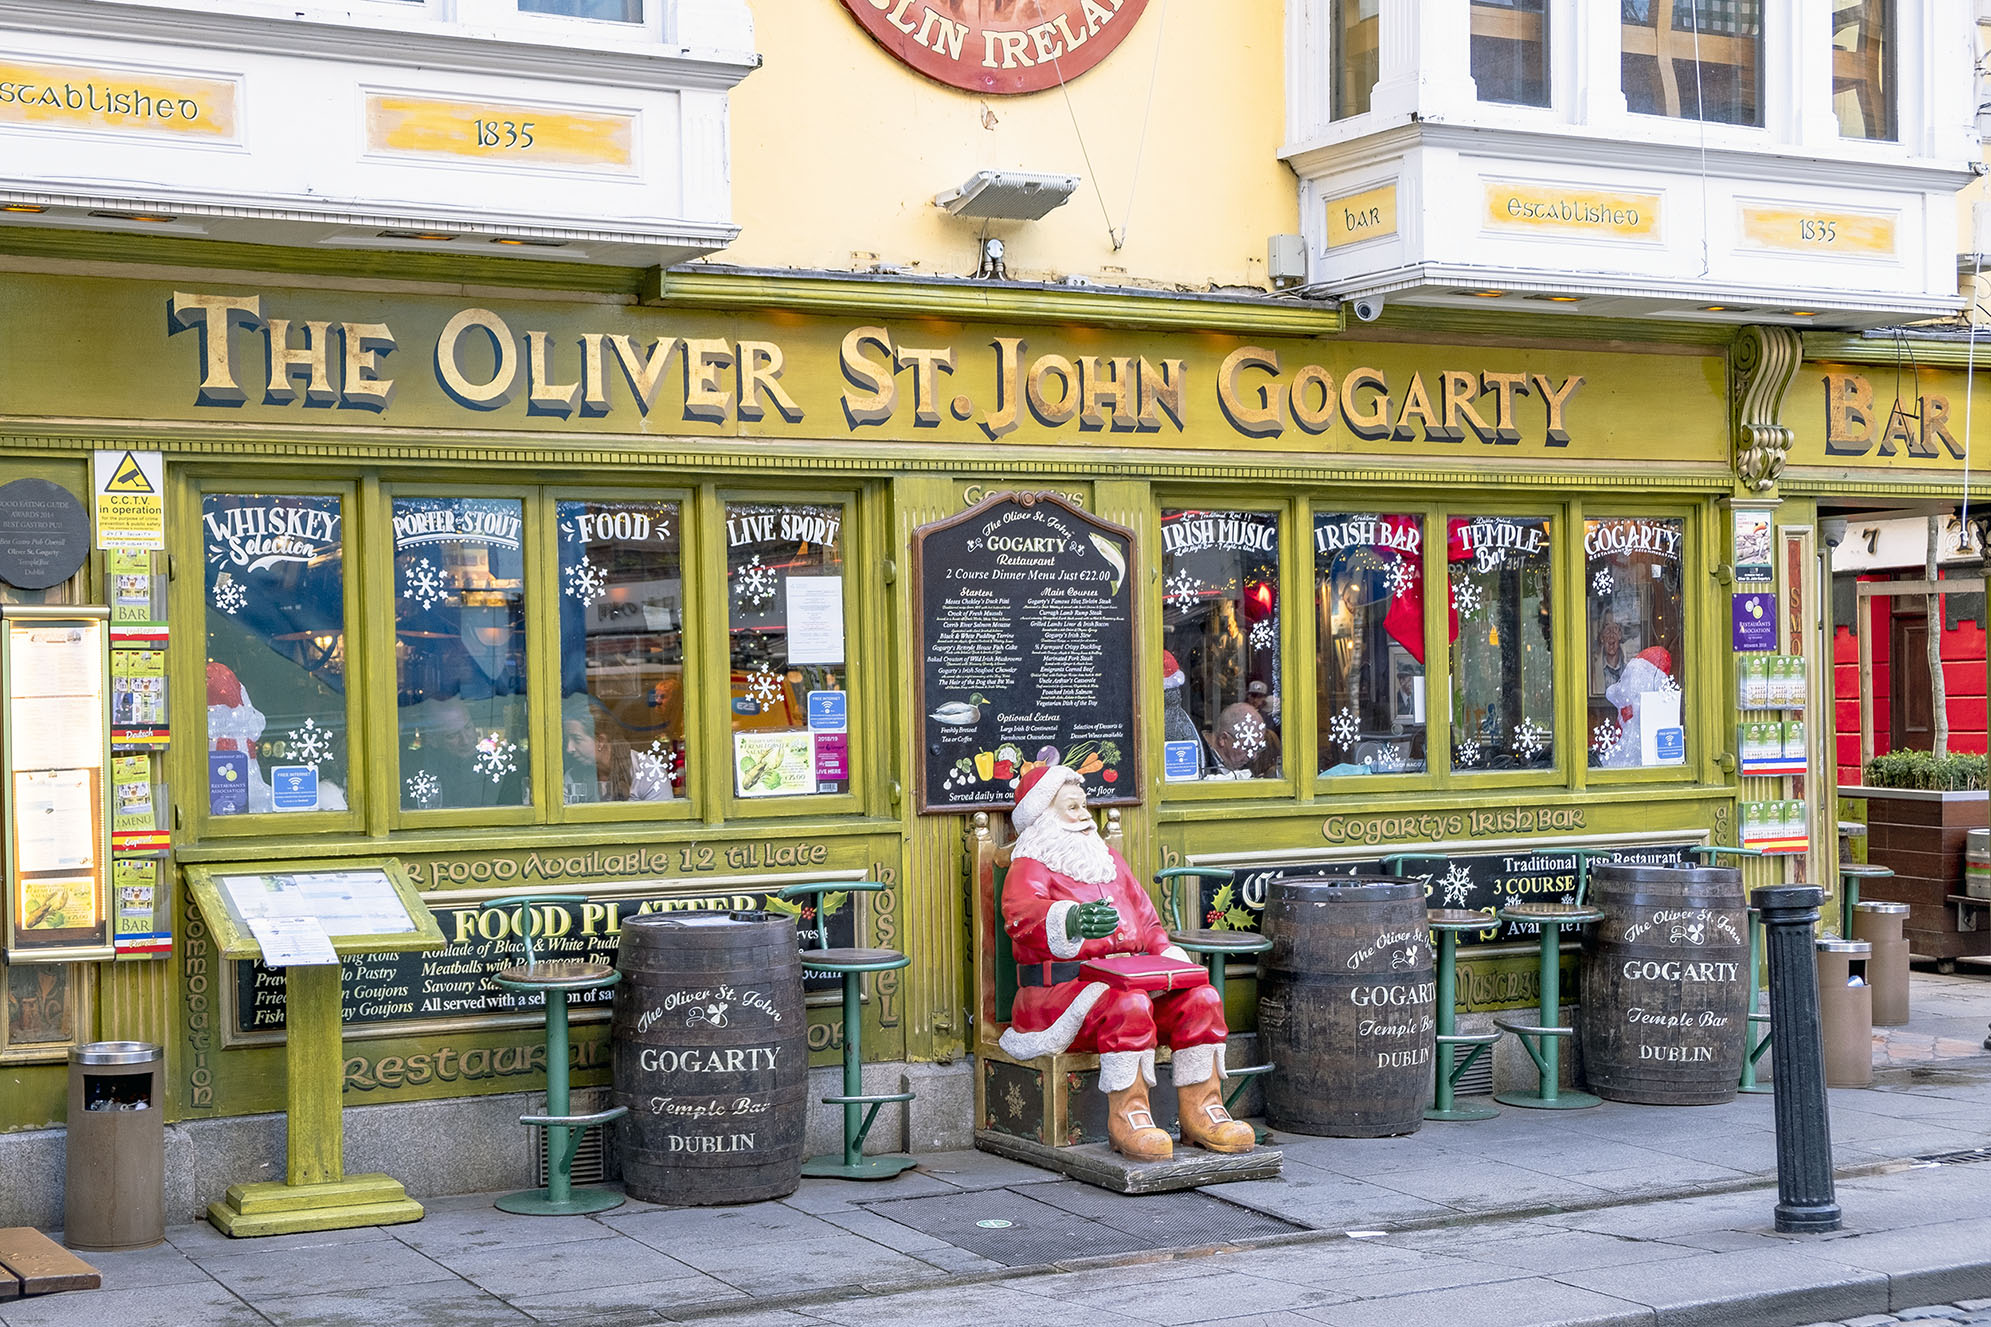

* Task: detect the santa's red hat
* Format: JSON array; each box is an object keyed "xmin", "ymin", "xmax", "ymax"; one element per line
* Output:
[
  {"xmin": 1013, "ymin": 763, "xmax": 1081, "ymax": 832},
  {"xmin": 1161, "ymin": 650, "xmax": 1185, "ymax": 689},
  {"xmin": 1634, "ymin": 646, "xmax": 1672, "ymax": 675}
]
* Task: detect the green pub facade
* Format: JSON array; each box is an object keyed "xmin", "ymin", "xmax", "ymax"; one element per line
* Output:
[{"xmin": 0, "ymin": 252, "xmax": 1850, "ymax": 1216}]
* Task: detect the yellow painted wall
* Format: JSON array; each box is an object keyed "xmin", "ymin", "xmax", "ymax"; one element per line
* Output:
[{"xmin": 725, "ymin": 1, "xmax": 1295, "ymax": 291}]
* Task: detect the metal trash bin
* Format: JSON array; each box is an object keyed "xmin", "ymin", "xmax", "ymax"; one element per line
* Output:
[
  {"xmin": 1851, "ymin": 900, "xmax": 1911, "ymax": 1027},
  {"xmin": 64, "ymin": 1042, "xmax": 165, "ymax": 1251},
  {"xmin": 1815, "ymin": 941, "xmax": 1873, "ymax": 1089}
]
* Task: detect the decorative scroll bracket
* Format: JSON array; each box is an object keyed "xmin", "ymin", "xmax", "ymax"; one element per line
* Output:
[{"xmin": 1731, "ymin": 324, "xmax": 1804, "ymax": 493}]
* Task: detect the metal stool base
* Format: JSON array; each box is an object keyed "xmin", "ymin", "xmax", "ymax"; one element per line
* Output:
[
  {"xmin": 1425, "ymin": 1102, "xmax": 1500, "ymax": 1122},
  {"xmin": 1494, "ymin": 1089, "xmax": 1601, "ymax": 1110},
  {"xmin": 495, "ymin": 1186, "xmax": 625, "ymax": 1216},
  {"xmin": 801, "ymin": 1154, "xmax": 920, "ymax": 1181}
]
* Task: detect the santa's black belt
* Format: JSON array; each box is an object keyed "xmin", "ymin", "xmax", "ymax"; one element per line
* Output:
[{"xmin": 1017, "ymin": 961, "xmax": 1085, "ymax": 987}]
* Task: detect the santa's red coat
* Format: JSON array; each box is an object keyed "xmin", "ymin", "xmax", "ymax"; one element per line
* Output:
[{"xmin": 1000, "ymin": 848, "xmax": 1227, "ymax": 1057}]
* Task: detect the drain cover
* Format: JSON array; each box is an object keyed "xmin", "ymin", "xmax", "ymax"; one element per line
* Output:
[
  {"xmin": 864, "ymin": 1183, "xmax": 1303, "ymax": 1267},
  {"xmin": 1914, "ymin": 1147, "xmax": 1991, "ymax": 1166}
]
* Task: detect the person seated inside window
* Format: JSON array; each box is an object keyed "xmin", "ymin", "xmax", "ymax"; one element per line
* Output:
[
  {"xmin": 1207, "ymin": 701, "xmax": 1281, "ymax": 779},
  {"xmin": 563, "ymin": 693, "xmax": 673, "ymax": 803}
]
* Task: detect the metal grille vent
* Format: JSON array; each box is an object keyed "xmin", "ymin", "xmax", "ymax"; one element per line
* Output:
[
  {"xmin": 534, "ymin": 1088, "xmax": 609, "ymax": 1187},
  {"xmin": 1914, "ymin": 1147, "xmax": 1991, "ymax": 1167},
  {"xmin": 1455, "ymin": 1050, "xmax": 1496, "ymax": 1097}
]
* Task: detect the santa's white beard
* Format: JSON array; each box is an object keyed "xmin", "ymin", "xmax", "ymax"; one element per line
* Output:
[{"xmin": 1012, "ymin": 815, "xmax": 1117, "ymax": 885}]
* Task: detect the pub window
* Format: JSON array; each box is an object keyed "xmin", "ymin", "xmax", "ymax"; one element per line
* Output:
[
  {"xmin": 1315, "ymin": 512, "xmax": 1427, "ymax": 775},
  {"xmin": 1160, "ymin": 508, "xmax": 1282, "ymax": 782},
  {"xmin": 1471, "ymin": 0, "xmax": 1549, "ymax": 107},
  {"xmin": 518, "ymin": 0, "xmax": 640, "ymax": 20},
  {"xmin": 393, "ymin": 497, "xmax": 530, "ymax": 811},
  {"xmin": 202, "ymin": 493, "xmax": 350, "ymax": 816},
  {"xmin": 1621, "ymin": 0, "xmax": 1762, "ymax": 127},
  {"xmin": 1448, "ymin": 516, "xmax": 1555, "ymax": 772},
  {"xmin": 1332, "ymin": 0, "xmax": 1380, "ymax": 119},
  {"xmin": 1832, "ymin": 0, "xmax": 1894, "ymax": 141},
  {"xmin": 726, "ymin": 501, "xmax": 849, "ymax": 799},
  {"xmin": 1586, "ymin": 517, "xmax": 1687, "ymax": 769},
  {"xmin": 557, "ymin": 499, "xmax": 684, "ymax": 805}
]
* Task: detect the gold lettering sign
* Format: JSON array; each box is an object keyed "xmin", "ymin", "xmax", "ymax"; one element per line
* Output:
[
  {"xmin": 1483, "ymin": 182, "xmax": 1660, "ymax": 240},
  {"xmin": 365, "ymin": 93, "xmax": 635, "ymax": 172},
  {"xmin": 0, "ymin": 60, "xmax": 236, "ymax": 139},
  {"xmin": 1325, "ymin": 182, "xmax": 1397, "ymax": 248},
  {"xmin": 1738, "ymin": 204, "xmax": 1896, "ymax": 257}
]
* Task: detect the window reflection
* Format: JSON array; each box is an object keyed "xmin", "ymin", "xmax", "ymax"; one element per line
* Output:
[
  {"xmin": 1315, "ymin": 513, "xmax": 1426, "ymax": 775},
  {"xmin": 1832, "ymin": 0, "xmax": 1893, "ymax": 141},
  {"xmin": 1448, "ymin": 516, "xmax": 1555, "ymax": 772},
  {"xmin": 726, "ymin": 502, "xmax": 847, "ymax": 798},
  {"xmin": 393, "ymin": 497, "xmax": 529, "ymax": 810},
  {"xmin": 1333, "ymin": 0, "xmax": 1380, "ymax": 119},
  {"xmin": 202, "ymin": 494, "xmax": 349, "ymax": 816},
  {"xmin": 1161, "ymin": 509, "xmax": 1281, "ymax": 782},
  {"xmin": 1586, "ymin": 518, "xmax": 1687, "ymax": 768},
  {"xmin": 558, "ymin": 500, "xmax": 683, "ymax": 804},
  {"xmin": 1621, "ymin": 0, "xmax": 1762, "ymax": 126},
  {"xmin": 1472, "ymin": 0, "xmax": 1548, "ymax": 107}
]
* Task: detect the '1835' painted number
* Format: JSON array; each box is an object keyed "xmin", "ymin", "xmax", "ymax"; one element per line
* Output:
[
  {"xmin": 474, "ymin": 119, "xmax": 536, "ymax": 149},
  {"xmin": 1798, "ymin": 218, "xmax": 1838, "ymax": 243}
]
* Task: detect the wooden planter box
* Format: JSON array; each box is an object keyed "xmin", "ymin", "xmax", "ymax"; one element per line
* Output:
[{"xmin": 1844, "ymin": 786, "xmax": 1991, "ymax": 966}]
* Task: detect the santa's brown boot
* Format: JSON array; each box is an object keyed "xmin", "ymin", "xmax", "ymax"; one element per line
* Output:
[
  {"xmin": 1173, "ymin": 1044, "xmax": 1256, "ymax": 1154},
  {"xmin": 1101, "ymin": 1051, "xmax": 1172, "ymax": 1162}
]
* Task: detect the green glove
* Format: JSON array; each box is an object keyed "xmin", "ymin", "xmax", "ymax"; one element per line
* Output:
[{"xmin": 1065, "ymin": 900, "xmax": 1121, "ymax": 941}]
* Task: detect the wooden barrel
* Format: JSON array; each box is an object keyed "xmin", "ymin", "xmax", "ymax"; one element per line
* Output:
[
  {"xmin": 1966, "ymin": 829, "xmax": 1990, "ymax": 899},
  {"xmin": 613, "ymin": 910, "xmax": 807, "ymax": 1205},
  {"xmin": 1256, "ymin": 876, "xmax": 1435, "ymax": 1138},
  {"xmin": 1579, "ymin": 864, "xmax": 1748, "ymax": 1105}
]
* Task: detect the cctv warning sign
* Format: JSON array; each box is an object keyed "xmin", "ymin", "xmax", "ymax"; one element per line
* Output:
[{"xmin": 94, "ymin": 449, "xmax": 164, "ymax": 551}]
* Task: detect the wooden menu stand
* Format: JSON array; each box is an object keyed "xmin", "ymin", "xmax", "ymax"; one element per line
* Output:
[{"xmin": 183, "ymin": 860, "xmax": 443, "ymax": 1237}]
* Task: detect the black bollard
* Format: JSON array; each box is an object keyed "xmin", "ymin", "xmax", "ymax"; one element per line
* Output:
[{"xmin": 1752, "ymin": 885, "xmax": 1841, "ymax": 1234}]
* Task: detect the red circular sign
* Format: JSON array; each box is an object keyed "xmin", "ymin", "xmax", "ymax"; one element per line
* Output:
[{"xmin": 840, "ymin": 0, "xmax": 1150, "ymax": 96}]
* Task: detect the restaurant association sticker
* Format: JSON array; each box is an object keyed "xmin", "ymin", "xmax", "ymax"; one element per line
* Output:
[{"xmin": 840, "ymin": 0, "xmax": 1150, "ymax": 96}]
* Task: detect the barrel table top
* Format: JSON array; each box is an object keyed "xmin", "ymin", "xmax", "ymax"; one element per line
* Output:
[
  {"xmin": 1497, "ymin": 902, "xmax": 1604, "ymax": 924},
  {"xmin": 494, "ymin": 958, "xmax": 619, "ymax": 990},
  {"xmin": 1169, "ymin": 927, "xmax": 1273, "ymax": 954},
  {"xmin": 797, "ymin": 946, "xmax": 909, "ymax": 973}
]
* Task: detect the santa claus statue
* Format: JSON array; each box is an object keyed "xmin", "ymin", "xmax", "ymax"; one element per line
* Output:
[
  {"xmin": 998, "ymin": 764, "xmax": 1255, "ymax": 1160},
  {"xmin": 1600, "ymin": 645, "xmax": 1677, "ymax": 770}
]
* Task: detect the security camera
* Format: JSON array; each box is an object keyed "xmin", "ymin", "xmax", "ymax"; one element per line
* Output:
[
  {"xmin": 1820, "ymin": 517, "xmax": 1848, "ymax": 549},
  {"xmin": 1350, "ymin": 295, "xmax": 1385, "ymax": 322}
]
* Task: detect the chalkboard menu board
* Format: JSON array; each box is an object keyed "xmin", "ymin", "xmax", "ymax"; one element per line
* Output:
[
  {"xmin": 0, "ymin": 479, "xmax": 89, "ymax": 591},
  {"xmin": 230, "ymin": 886, "xmax": 854, "ymax": 1037},
  {"xmin": 914, "ymin": 492, "xmax": 1138, "ymax": 813},
  {"xmin": 1196, "ymin": 842, "xmax": 1696, "ymax": 949}
]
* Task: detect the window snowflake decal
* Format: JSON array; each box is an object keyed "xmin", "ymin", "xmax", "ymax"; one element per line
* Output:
[
  {"xmin": 405, "ymin": 770, "xmax": 439, "ymax": 806},
  {"xmin": 1455, "ymin": 737, "xmax": 1482, "ymax": 768},
  {"xmin": 1513, "ymin": 720, "xmax": 1550, "ymax": 760},
  {"xmin": 1165, "ymin": 571, "xmax": 1204, "ymax": 611},
  {"xmin": 1438, "ymin": 862, "xmax": 1474, "ymax": 908},
  {"xmin": 1661, "ymin": 674, "xmax": 1681, "ymax": 694},
  {"xmin": 565, "ymin": 558, "xmax": 608, "ymax": 605},
  {"xmin": 213, "ymin": 574, "xmax": 248, "ymax": 615},
  {"xmin": 285, "ymin": 718, "xmax": 334, "ymax": 767},
  {"xmin": 734, "ymin": 555, "xmax": 778, "ymax": 608},
  {"xmin": 1248, "ymin": 616, "xmax": 1278, "ymax": 653},
  {"xmin": 1366, "ymin": 745, "xmax": 1406, "ymax": 773},
  {"xmin": 745, "ymin": 665, "xmax": 784, "ymax": 711},
  {"xmin": 402, "ymin": 558, "xmax": 449, "ymax": 610},
  {"xmin": 1384, "ymin": 559, "xmax": 1419, "ymax": 601},
  {"xmin": 1230, "ymin": 718, "xmax": 1267, "ymax": 759},
  {"xmin": 1592, "ymin": 568, "xmax": 1615, "ymax": 597},
  {"xmin": 1591, "ymin": 721, "xmax": 1624, "ymax": 758},
  {"xmin": 473, "ymin": 732, "xmax": 518, "ymax": 783},
  {"xmin": 1328, "ymin": 706, "xmax": 1360, "ymax": 747},
  {"xmin": 1451, "ymin": 579, "xmax": 1483, "ymax": 619}
]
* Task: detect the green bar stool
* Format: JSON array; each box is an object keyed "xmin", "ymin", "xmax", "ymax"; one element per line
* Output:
[
  {"xmin": 1378, "ymin": 855, "xmax": 1499, "ymax": 1122},
  {"xmin": 483, "ymin": 893, "xmax": 629, "ymax": 1215},
  {"xmin": 777, "ymin": 882, "xmax": 918, "ymax": 1181},
  {"xmin": 1153, "ymin": 867, "xmax": 1274, "ymax": 1117},
  {"xmin": 1689, "ymin": 845, "xmax": 1772, "ymax": 1094},
  {"xmin": 1839, "ymin": 863, "xmax": 1893, "ymax": 940},
  {"xmin": 1493, "ymin": 901, "xmax": 1603, "ymax": 1110}
]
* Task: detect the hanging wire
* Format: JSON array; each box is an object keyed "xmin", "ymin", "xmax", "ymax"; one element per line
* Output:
[{"xmin": 1049, "ymin": 0, "xmax": 1171, "ymax": 252}]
